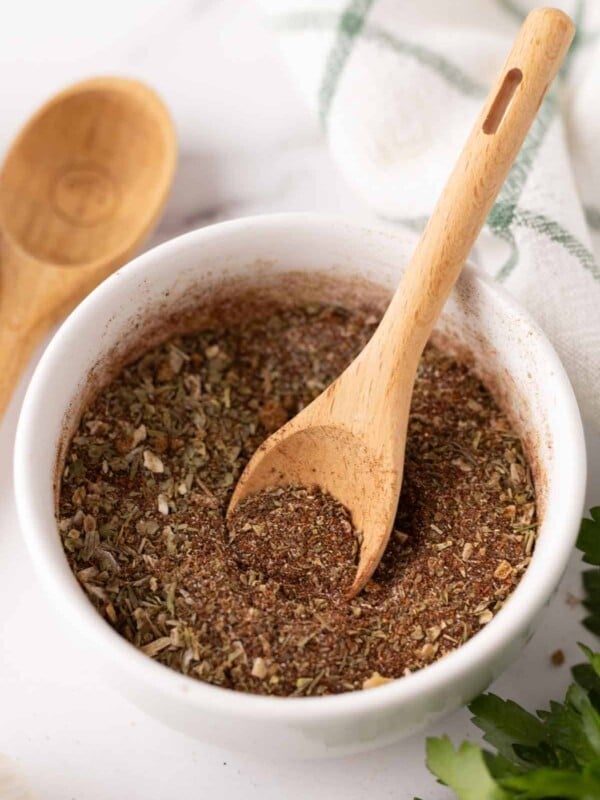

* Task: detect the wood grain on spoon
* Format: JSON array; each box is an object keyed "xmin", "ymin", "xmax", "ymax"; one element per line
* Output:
[
  {"xmin": 0, "ymin": 76, "xmax": 176, "ymax": 421},
  {"xmin": 228, "ymin": 8, "xmax": 575, "ymax": 597}
]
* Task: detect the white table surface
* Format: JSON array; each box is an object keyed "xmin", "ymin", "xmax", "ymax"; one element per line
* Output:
[{"xmin": 0, "ymin": 2, "xmax": 597, "ymax": 798}]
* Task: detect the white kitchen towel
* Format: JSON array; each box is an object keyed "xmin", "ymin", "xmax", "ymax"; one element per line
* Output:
[{"xmin": 259, "ymin": 0, "xmax": 600, "ymax": 426}]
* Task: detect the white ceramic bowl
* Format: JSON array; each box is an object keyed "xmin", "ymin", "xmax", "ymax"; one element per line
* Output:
[{"xmin": 14, "ymin": 213, "xmax": 586, "ymax": 759}]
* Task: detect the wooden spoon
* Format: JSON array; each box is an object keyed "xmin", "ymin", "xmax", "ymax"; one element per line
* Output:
[
  {"xmin": 228, "ymin": 8, "xmax": 574, "ymax": 596},
  {"xmin": 0, "ymin": 76, "xmax": 176, "ymax": 420}
]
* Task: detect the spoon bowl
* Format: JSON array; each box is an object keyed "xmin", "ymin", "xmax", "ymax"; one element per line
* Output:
[
  {"xmin": 228, "ymin": 406, "xmax": 402, "ymax": 594},
  {"xmin": 0, "ymin": 76, "xmax": 176, "ymax": 420},
  {"xmin": 0, "ymin": 77, "xmax": 175, "ymax": 269}
]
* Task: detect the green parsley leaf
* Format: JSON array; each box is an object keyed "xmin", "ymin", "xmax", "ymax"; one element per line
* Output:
[
  {"xmin": 501, "ymin": 762, "xmax": 600, "ymax": 798},
  {"xmin": 469, "ymin": 693, "xmax": 545, "ymax": 767},
  {"xmin": 425, "ymin": 737, "xmax": 509, "ymax": 800},
  {"xmin": 572, "ymin": 661, "xmax": 600, "ymax": 695},
  {"xmin": 582, "ymin": 571, "xmax": 600, "ymax": 636},
  {"xmin": 578, "ymin": 511, "xmax": 600, "ymax": 566}
]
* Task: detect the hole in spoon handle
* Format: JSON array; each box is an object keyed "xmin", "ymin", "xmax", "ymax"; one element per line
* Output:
[{"xmin": 482, "ymin": 67, "xmax": 523, "ymax": 135}]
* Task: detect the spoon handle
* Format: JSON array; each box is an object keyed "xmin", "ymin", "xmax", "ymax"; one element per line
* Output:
[
  {"xmin": 0, "ymin": 244, "xmax": 42, "ymax": 422},
  {"xmin": 0, "ymin": 242, "xmax": 62, "ymax": 422},
  {"xmin": 373, "ymin": 7, "xmax": 574, "ymax": 382},
  {"xmin": 0, "ymin": 244, "xmax": 99, "ymax": 423}
]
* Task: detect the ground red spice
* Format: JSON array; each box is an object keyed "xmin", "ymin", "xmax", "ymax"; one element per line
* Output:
[{"xmin": 57, "ymin": 302, "xmax": 536, "ymax": 696}]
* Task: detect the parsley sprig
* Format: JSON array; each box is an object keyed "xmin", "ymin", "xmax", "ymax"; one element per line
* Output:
[
  {"xmin": 423, "ymin": 508, "xmax": 600, "ymax": 799},
  {"xmin": 578, "ymin": 509, "xmax": 600, "ymax": 637}
]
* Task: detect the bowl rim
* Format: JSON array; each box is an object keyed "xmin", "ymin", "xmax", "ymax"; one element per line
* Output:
[{"xmin": 14, "ymin": 212, "xmax": 587, "ymax": 724}]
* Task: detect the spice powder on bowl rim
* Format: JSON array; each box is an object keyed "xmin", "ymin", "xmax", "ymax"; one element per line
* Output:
[{"xmin": 57, "ymin": 301, "xmax": 537, "ymax": 697}]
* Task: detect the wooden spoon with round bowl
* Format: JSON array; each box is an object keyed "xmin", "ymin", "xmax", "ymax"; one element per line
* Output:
[
  {"xmin": 228, "ymin": 8, "xmax": 575, "ymax": 596},
  {"xmin": 0, "ymin": 76, "xmax": 176, "ymax": 420}
]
